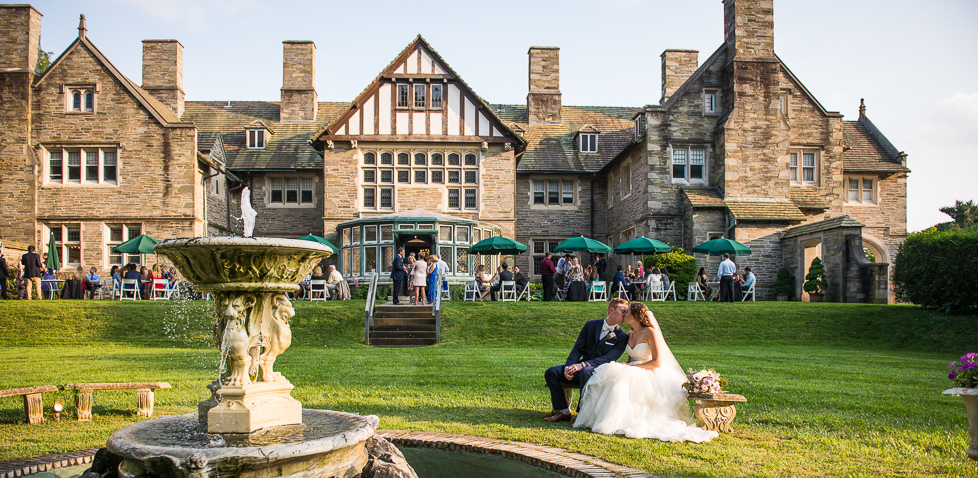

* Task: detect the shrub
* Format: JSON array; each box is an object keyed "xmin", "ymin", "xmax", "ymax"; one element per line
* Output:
[
  {"xmin": 893, "ymin": 227, "xmax": 978, "ymax": 313},
  {"xmin": 773, "ymin": 267, "xmax": 795, "ymax": 298},
  {"xmin": 803, "ymin": 257, "xmax": 827, "ymax": 294},
  {"xmin": 5, "ymin": 267, "xmax": 14, "ymax": 299},
  {"xmin": 643, "ymin": 248, "xmax": 697, "ymax": 298}
]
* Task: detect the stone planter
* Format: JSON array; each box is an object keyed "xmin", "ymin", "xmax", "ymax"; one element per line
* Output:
[
  {"xmin": 944, "ymin": 388, "xmax": 978, "ymax": 461},
  {"xmin": 776, "ymin": 293, "xmax": 789, "ymax": 301},
  {"xmin": 808, "ymin": 292, "xmax": 824, "ymax": 302}
]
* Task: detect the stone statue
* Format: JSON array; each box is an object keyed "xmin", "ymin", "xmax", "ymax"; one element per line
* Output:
[{"xmin": 240, "ymin": 187, "xmax": 258, "ymax": 238}]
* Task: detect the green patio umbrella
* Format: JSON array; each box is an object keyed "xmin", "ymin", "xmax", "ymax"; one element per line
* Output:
[
  {"xmin": 45, "ymin": 231, "xmax": 61, "ymax": 270},
  {"xmin": 613, "ymin": 237, "xmax": 672, "ymax": 254},
  {"xmin": 297, "ymin": 234, "xmax": 339, "ymax": 254},
  {"xmin": 690, "ymin": 237, "xmax": 752, "ymax": 256},
  {"xmin": 467, "ymin": 237, "xmax": 528, "ymax": 255},
  {"xmin": 552, "ymin": 236, "xmax": 611, "ymax": 254},
  {"xmin": 111, "ymin": 234, "xmax": 160, "ymax": 254}
]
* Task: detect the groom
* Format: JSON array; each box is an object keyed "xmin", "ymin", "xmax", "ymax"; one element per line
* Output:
[{"xmin": 543, "ymin": 297, "xmax": 629, "ymax": 422}]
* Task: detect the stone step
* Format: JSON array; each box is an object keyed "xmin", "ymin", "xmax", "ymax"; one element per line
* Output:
[
  {"xmin": 369, "ymin": 330, "xmax": 438, "ymax": 339},
  {"xmin": 371, "ymin": 323, "xmax": 438, "ymax": 332},
  {"xmin": 374, "ymin": 311, "xmax": 433, "ymax": 319},
  {"xmin": 368, "ymin": 337, "xmax": 438, "ymax": 347},
  {"xmin": 373, "ymin": 318, "xmax": 436, "ymax": 327}
]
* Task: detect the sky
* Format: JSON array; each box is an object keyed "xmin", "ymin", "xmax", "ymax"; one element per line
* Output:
[{"xmin": 23, "ymin": 0, "xmax": 978, "ymax": 232}]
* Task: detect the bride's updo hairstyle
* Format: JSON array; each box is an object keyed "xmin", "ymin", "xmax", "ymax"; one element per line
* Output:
[{"xmin": 629, "ymin": 302, "xmax": 653, "ymax": 327}]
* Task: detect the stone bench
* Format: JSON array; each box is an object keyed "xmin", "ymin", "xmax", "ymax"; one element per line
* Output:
[
  {"xmin": 0, "ymin": 385, "xmax": 59, "ymax": 424},
  {"xmin": 687, "ymin": 392, "xmax": 748, "ymax": 433},
  {"xmin": 63, "ymin": 382, "xmax": 171, "ymax": 420}
]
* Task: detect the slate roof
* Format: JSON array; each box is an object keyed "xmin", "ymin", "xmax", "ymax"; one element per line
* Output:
[
  {"xmin": 725, "ymin": 199, "xmax": 806, "ymax": 221},
  {"xmin": 682, "ymin": 188, "xmax": 725, "ymax": 207},
  {"xmin": 789, "ymin": 189, "xmax": 830, "ymax": 209},
  {"xmin": 781, "ymin": 215, "xmax": 865, "ymax": 239},
  {"xmin": 842, "ymin": 119, "xmax": 909, "ymax": 172},
  {"xmin": 493, "ymin": 105, "xmax": 640, "ymax": 173},
  {"xmin": 182, "ymin": 101, "xmax": 347, "ymax": 170}
]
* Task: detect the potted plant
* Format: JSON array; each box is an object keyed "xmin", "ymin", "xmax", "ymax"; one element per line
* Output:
[
  {"xmin": 803, "ymin": 257, "xmax": 827, "ymax": 302},
  {"xmin": 772, "ymin": 267, "xmax": 794, "ymax": 301},
  {"xmin": 944, "ymin": 353, "xmax": 978, "ymax": 461}
]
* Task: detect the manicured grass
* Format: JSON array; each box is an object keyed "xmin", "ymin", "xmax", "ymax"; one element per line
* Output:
[{"xmin": 0, "ymin": 300, "xmax": 975, "ymax": 477}]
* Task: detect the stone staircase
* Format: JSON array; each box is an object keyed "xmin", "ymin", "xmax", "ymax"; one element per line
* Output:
[{"xmin": 368, "ymin": 303, "xmax": 437, "ymax": 347}]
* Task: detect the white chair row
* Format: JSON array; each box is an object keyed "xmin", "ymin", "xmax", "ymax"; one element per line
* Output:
[
  {"xmin": 463, "ymin": 280, "xmax": 530, "ymax": 302},
  {"xmin": 644, "ymin": 280, "xmax": 676, "ymax": 302},
  {"xmin": 686, "ymin": 281, "xmax": 755, "ymax": 301}
]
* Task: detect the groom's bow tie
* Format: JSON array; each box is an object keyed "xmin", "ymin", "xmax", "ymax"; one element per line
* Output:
[{"xmin": 602, "ymin": 324, "xmax": 616, "ymax": 334}]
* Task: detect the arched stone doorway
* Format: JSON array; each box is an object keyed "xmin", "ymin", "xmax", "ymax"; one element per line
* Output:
[{"xmin": 801, "ymin": 239, "xmax": 822, "ymax": 302}]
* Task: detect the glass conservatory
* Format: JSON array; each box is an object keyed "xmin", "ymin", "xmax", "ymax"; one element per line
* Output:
[{"xmin": 335, "ymin": 209, "xmax": 500, "ymax": 281}]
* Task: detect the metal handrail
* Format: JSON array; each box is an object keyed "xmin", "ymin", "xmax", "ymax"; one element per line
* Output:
[
  {"xmin": 432, "ymin": 270, "xmax": 443, "ymax": 343},
  {"xmin": 363, "ymin": 272, "xmax": 379, "ymax": 345}
]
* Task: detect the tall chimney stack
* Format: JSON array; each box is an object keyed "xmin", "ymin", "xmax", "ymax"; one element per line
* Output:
[
  {"xmin": 280, "ymin": 41, "xmax": 317, "ymax": 122},
  {"xmin": 724, "ymin": 0, "xmax": 775, "ymax": 60},
  {"xmin": 0, "ymin": 5, "xmax": 42, "ymax": 76},
  {"xmin": 660, "ymin": 49, "xmax": 698, "ymax": 105},
  {"xmin": 527, "ymin": 46, "xmax": 561, "ymax": 125},
  {"xmin": 141, "ymin": 40, "xmax": 185, "ymax": 118}
]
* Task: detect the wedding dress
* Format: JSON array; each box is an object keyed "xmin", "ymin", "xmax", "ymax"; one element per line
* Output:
[{"xmin": 574, "ymin": 339, "xmax": 719, "ymax": 442}]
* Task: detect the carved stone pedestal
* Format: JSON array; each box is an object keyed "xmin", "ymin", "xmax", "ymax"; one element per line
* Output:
[
  {"xmin": 944, "ymin": 388, "xmax": 978, "ymax": 461},
  {"xmin": 688, "ymin": 392, "xmax": 747, "ymax": 433},
  {"xmin": 208, "ymin": 380, "xmax": 302, "ymax": 433}
]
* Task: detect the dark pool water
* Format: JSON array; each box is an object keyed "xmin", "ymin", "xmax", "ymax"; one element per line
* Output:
[{"xmin": 401, "ymin": 447, "xmax": 568, "ymax": 478}]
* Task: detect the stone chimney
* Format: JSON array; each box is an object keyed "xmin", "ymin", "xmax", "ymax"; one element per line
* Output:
[
  {"xmin": 660, "ymin": 49, "xmax": 698, "ymax": 104},
  {"xmin": 141, "ymin": 40, "xmax": 185, "ymax": 118},
  {"xmin": 0, "ymin": 5, "xmax": 42, "ymax": 76},
  {"xmin": 280, "ymin": 41, "xmax": 317, "ymax": 122},
  {"xmin": 723, "ymin": 0, "xmax": 775, "ymax": 60},
  {"xmin": 527, "ymin": 46, "xmax": 561, "ymax": 125}
]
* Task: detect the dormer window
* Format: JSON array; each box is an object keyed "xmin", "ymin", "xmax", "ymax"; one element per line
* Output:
[
  {"xmin": 66, "ymin": 86, "xmax": 95, "ymax": 113},
  {"xmin": 247, "ymin": 129, "xmax": 266, "ymax": 149},
  {"xmin": 634, "ymin": 116, "xmax": 646, "ymax": 139},
  {"xmin": 580, "ymin": 133, "xmax": 598, "ymax": 153}
]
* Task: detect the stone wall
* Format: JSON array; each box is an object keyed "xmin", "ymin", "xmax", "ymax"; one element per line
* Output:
[
  {"xmin": 229, "ymin": 172, "xmax": 324, "ymax": 238},
  {"xmin": 515, "ymin": 173, "xmax": 594, "ymax": 277},
  {"xmin": 732, "ymin": 222, "xmax": 786, "ymax": 299},
  {"xmin": 660, "ymin": 50, "xmax": 698, "ymax": 104},
  {"xmin": 141, "ymin": 40, "xmax": 184, "ymax": 118}
]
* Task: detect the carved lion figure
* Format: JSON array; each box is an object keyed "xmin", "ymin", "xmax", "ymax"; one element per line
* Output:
[
  {"xmin": 258, "ymin": 293, "xmax": 294, "ymax": 381},
  {"xmin": 215, "ymin": 293, "xmax": 258, "ymax": 386}
]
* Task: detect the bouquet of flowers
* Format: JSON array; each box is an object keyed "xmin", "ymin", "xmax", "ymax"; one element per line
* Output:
[
  {"xmin": 947, "ymin": 353, "xmax": 978, "ymax": 388},
  {"xmin": 683, "ymin": 368, "xmax": 728, "ymax": 395}
]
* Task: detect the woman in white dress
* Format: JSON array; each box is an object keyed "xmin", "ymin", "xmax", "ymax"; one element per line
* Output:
[{"xmin": 574, "ymin": 301, "xmax": 718, "ymax": 442}]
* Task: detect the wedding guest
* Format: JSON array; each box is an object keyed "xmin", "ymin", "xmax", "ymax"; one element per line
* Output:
[
  {"xmin": 124, "ymin": 264, "xmax": 142, "ymax": 299},
  {"xmin": 166, "ymin": 267, "xmax": 179, "ymax": 288},
  {"xmin": 436, "ymin": 255, "xmax": 450, "ymax": 297},
  {"xmin": 41, "ymin": 266, "xmax": 56, "ymax": 299},
  {"xmin": 15, "ymin": 265, "xmax": 28, "ymax": 300},
  {"xmin": 650, "ymin": 267, "xmax": 662, "ymax": 283},
  {"xmin": 540, "ymin": 252, "xmax": 556, "ymax": 301},
  {"xmin": 635, "ymin": 260, "xmax": 645, "ymax": 279},
  {"xmin": 595, "ymin": 253, "xmax": 607, "ymax": 281},
  {"xmin": 0, "ymin": 246, "xmax": 8, "ymax": 300},
  {"xmin": 625, "ymin": 264, "xmax": 634, "ymax": 280},
  {"xmin": 555, "ymin": 254, "xmax": 571, "ymax": 291},
  {"xmin": 513, "ymin": 266, "xmax": 529, "ymax": 296},
  {"xmin": 84, "ymin": 266, "xmax": 102, "ymax": 299},
  {"xmin": 564, "ymin": 257, "xmax": 583, "ymax": 297},
  {"xmin": 611, "ymin": 265, "xmax": 628, "ymax": 299},
  {"xmin": 732, "ymin": 266, "xmax": 743, "ymax": 300},
  {"xmin": 426, "ymin": 254, "xmax": 438, "ymax": 303},
  {"xmin": 406, "ymin": 255, "xmax": 417, "ymax": 301},
  {"xmin": 489, "ymin": 263, "xmax": 513, "ymax": 301},
  {"xmin": 110, "ymin": 265, "xmax": 122, "ymax": 299},
  {"xmin": 696, "ymin": 267, "xmax": 713, "ymax": 301},
  {"xmin": 717, "ymin": 253, "xmax": 737, "ymax": 302},
  {"xmin": 474, "ymin": 264, "xmax": 489, "ymax": 301},
  {"xmin": 390, "ymin": 248, "xmax": 406, "ymax": 305},
  {"xmin": 21, "ymin": 245, "xmax": 43, "ymax": 300},
  {"xmin": 411, "ymin": 255, "xmax": 428, "ymax": 305},
  {"xmin": 742, "ymin": 266, "xmax": 756, "ymax": 300},
  {"xmin": 660, "ymin": 267, "xmax": 671, "ymax": 293},
  {"xmin": 482, "ymin": 266, "xmax": 500, "ymax": 301}
]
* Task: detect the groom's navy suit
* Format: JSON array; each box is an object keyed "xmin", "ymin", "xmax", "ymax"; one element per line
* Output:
[
  {"xmin": 545, "ymin": 319, "xmax": 628, "ymax": 412},
  {"xmin": 390, "ymin": 254, "xmax": 405, "ymax": 305}
]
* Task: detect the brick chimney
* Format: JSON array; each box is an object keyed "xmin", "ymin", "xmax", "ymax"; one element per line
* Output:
[
  {"xmin": 723, "ymin": 0, "xmax": 775, "ymax": 60},
  {"xmin": 527, "ymin": 46, "xmax": 561, "ymax": 125},
  {"xmin": 141, "ymin": 40, "xmax": 185, "ymax": 118},
  {"xmin": 280, "ymin": 41, "xmax": 317, "ymax": 122},
  {"xmin": 0, "ymin": 5, "xmax": 42, "ymax": 76},
  {"xmin": 660, "ymin": 49, "xmax": 698, "ymax": 104}
]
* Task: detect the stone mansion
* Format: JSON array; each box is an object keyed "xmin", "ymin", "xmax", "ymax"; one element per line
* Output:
[{"xmin": 0, "ymin": 0, "xmax": 908, "ymax": 302}]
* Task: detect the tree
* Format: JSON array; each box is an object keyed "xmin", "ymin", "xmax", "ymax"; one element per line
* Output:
[
  {"xmin": 803, "ymin": 257, "xmax": 827, "ymax": 295},
  {"xmin": 36, "ymin": 48, "xmax": 52, "ymax": 75},
  {"xmin": 936, "ymin": 200, "xmax": 978, "ymax": 230}
]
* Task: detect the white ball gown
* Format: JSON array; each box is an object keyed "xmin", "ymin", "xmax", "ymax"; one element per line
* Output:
[{"xmin": 573, "ymin": 341, "xmax": 719, "ymax": 442}]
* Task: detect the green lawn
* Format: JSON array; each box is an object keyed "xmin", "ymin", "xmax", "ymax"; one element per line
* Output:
[{"xmin": 0, "ymin": 300, "xmax": 975, "ymax": 477}]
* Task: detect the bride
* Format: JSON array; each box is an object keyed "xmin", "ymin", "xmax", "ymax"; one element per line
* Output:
[{"xmin": 573, "ymin": 301, "xmax": 718, "ymax": 442}]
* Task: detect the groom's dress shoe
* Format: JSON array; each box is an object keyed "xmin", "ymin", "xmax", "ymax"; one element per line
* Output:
[{"xmin": 544, "ymin": 412, "xmax": 572, "ymax": 422}]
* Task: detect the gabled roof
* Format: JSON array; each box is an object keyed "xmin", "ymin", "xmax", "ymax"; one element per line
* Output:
[
  {"xmin": 726, "ymin": 199, "xmax": 806, "ymax": 221},
  {"xmin": 577, "ymin": 124, "xmax": 601, "ymax": 134},
  {"xmin": 842, "ymin": 116, "xmax": 909, "ymax": 173},
  {"xmin": 781, "ymin": 215, "xmax": 865, "ymax": 239},
  {"xmin": 682, "ymin": 187, "xmax": 725, "ymax": 207},
  {"xmin": 197, "ymin": 131, "xmax": 226, "ymax": 167},
  {"xmin": 183, "ymin": 101, "xmax": 348, "ymax": 171},
  {"xmin": 34, "ymin": 34, "xmax": 191, "ymax": 128},
  {"xmin": 494, "ymin": 104, "xmax": 639, "ymax": 173},
  {"xmin": 245, "ymin": 120, "xmax": 274, "ymax": 133},
  {"xmin": 336, "ymin": 208, "xmax": 478, "ymax": 227},
  {"xmin": 311, "ymin": 35, "xmax": 525, "ymax": 150}
]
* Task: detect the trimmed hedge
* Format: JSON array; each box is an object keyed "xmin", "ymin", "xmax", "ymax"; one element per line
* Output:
[
  {"xmin": 643, "ymin": 247, "xmax": 697, "ymax": 297},
  {"xmin": 893, "ymin": 227, "xmax": 978, "ymax": 313}
]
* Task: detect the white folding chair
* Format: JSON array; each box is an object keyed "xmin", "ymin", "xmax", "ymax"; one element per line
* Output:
[
  {"xmin": 108, "ymin": 280, "xmax": 122, "ymax": 300},
  {"xmin": 151, "ymin": 279, "xmax": 171, "ymax": 300},
  {"xmin": 687, "ymin": 282, "xmax": 705, "ymax": 301},
  {"xmin": 589, "ymin": 281, "xmax": 607, "ymax": 301},
  {"xmin": 500, "ymin": 281, "xmax": 517, "ymax": 302},
  {"xmin": 663, "ymin": 281, "xmax": 677, "ymax": 301},
  {"xmin": 309, "ymin": 280, "xmax": 329, "ymax": 301},
  {"xmin": 464, "ymin": 281, "xmax": 478, "ymax": 301},
  {"xmin": 121, "ymin": 279, "xmax": 141, "ymax": 300},
  {"xmin": 555, "ymin": 286, "xmax": 565, "ymax": 302},
  {"xmin": 516, "ymin": 284, "xmax": 530, "ymax": 302},
  {"xmin": 648, "ymin": 280, "xmax": 665, "ymax": 302},
  {"xmin": 614, "ymin": 281, "xmax": 629, "ymax": 300},
  {"xmin": 742, "ymin": 282, "xmax": 755, "ymax": 302},
  {"xmin": 42, "ymin": 280, "xmax": 60, "ymax": 300},
  {"xmin": 440, "ymin": 281, "xmax": 451, "ymax": 301}
]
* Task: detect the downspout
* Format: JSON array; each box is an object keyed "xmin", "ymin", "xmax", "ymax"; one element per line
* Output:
[{"xmin": 590, "ymin": 173, "xmax": 596, "ymax": 238}]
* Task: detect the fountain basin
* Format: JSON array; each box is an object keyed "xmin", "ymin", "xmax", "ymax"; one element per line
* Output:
[
  {"xmin": 107, "ymin": 410, "xmax": 378, "ymax": 478},
  {"xmin": 154, "ymin": 237, "xmax": 333, "ymax": 292}
]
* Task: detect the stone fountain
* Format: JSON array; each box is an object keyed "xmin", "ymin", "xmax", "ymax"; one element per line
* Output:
[{"xmin": 98, "ymin": 188, "xmax": 410, "ymax": 478}]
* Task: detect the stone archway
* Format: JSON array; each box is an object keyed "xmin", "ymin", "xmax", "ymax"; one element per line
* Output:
[{"xmin": 801, "ymin": 239, "xmax": 822, "ymax": 302}]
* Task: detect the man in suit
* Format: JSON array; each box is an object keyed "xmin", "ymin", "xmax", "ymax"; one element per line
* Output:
[
  {"xmin": 0, "ymin": 243, "xmax": 9, "ymax": 300},
  {"xmin": 513, "ymin": 265, "xmax": 529, "ymax": 296},
  {"xmin": 489, "ymin": 262, "xmax": 514, "ymax": 301},
  {"xmin": 21, "ymin": 245, "xmax": 43, "ymax": 300},
  {"xmin": 543, "ymin": 297, "xmax": 630, "ymax": 422},
  {"xmin": 539, "ymin": 252, "xmax": 556, "ymax": 301},
  {"xmin": 390, "ymin": 247, "xmax": 406, "ymax": 305},
  {"xmin": 595, "ymin": 253, "xmax": 607, "ymax": 282}
]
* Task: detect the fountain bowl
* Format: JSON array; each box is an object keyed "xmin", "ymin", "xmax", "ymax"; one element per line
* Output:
[{"xmin": 154, "ymin": 237, "xmax": 333, "ymax": 293}]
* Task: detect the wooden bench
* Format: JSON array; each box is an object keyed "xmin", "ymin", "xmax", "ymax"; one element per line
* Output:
[
  {"xmin": 0, "ymin": 385, "xmax": 59, "ymax": 424},
  {"xmin": 687, "ymin": 392, "xmax": 748, "ymax": 433},
  {"xmin": 63, "ymin": 382, "xmax": 171, "ymax": 420}
]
